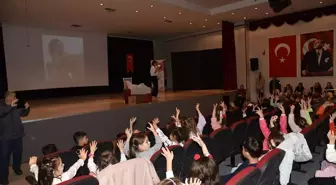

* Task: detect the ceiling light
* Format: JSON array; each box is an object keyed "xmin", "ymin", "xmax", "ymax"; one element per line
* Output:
[
  {"xmin": 244, "ymin": 17, "xmax": 246, "ymax": 19},
  {"xmin": 203, "ymin": 25, "xmax": 205, "ymax": 28},
  {"xmin": 100, "ymin": 3, "xmax": 104, "ymax": 6},
  {"xmin": 232, "ymin": 13, "xmax": 235, "ymax": 15},
  {"xmin": 164, "ymin": 17, "xmax": 166, "ymax": 19},
  {"xmin": 179, "ymin": 12, "xmax": 182, "ymax": 15},
  {"xmin": 266, "ymin": 12, "xmax": 269, "ymax": 15},
  {"xmin": 190, "ymin": 22, "xmax": 192, "ymax": 25},
  {"xmin": 205, "ymin": 19, "xmax": 207, "ymax": 21},
  {"xmin": 150, "ymin": 5, "xmax": 154, "ymax": 7},
  {"xmin": 217, "ymin": 22, "xmax": 220, "ymax": 25},
  {"xmin": 320, "ymin": 1, "xmax": 323, "ymax": 3},
  {"xmin": 255, "ymin": 7, "xmax": 258, "ymax": 10},
  {"xmin": 135, "ymin": 10, "xmax": 139, "ymax": 13}
]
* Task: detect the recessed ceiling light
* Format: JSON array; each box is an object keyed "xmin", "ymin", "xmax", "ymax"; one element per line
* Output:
[
  {"xmin": 164, "ymin": 17, "xmax": 166, "ymax": 19},
  {"xmin": 179, "ymin": 12, "xmax": 182, "ymax": 15},
  {"xmin": 135, "ymin": 10, "xmax": 139, "ymax": 13},
  {"xmin": 203, "ymin": 25, "xmax": 205, "ymax": 28},
  {"xmin": 320, "ymin": 1, "xmax": 323, "ymax": 3},
  {"xmin": 100, "ymin": 3, "xmax": 104, "ymax": 6},
  {"xmin": 244, "ymin": 17, "xmax": 246, "ymax": 19},
  {"xmin": 266, "ymin": 12, "xmax": 269, "ymax": 15},
  {"xmin": 232, "ymin": 13, "xmax": 235, "ymax": 15},
  {"xmin": 217, "ymin": 22, "xmax": 220, "ymax": 25},
  {"xmin": 255, "ymin": 7, "xmax": 258, "ymax": 10},
  {"xmin": 205, "ymin": 19, "xmax": 207, "ymax": 21},
  {"xmin": 190, "ymin": 22, "xmax": 192, "ymax": 25},
  {"xmin": 150, "ymin": 5, "xmax": 154, "ymax": 7}
]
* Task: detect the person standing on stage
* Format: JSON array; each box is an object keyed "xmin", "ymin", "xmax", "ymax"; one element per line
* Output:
[
  {"xmin": 0, "ymin": 91, "xmax": 30, "ymax": 185},
  {"xmin": 150, "ymin": 60, "xmax": 160, "ymax": 98}
]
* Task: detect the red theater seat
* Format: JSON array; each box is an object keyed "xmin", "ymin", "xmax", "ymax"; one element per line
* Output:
[{"xmin": 225, "ymin": 166, "xmax": 261, "ymax": 185}]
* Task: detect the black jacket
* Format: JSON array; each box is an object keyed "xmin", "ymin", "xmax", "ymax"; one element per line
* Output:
[
  {"xmin": 301, "ymin": 49, "xmax": 333, "ymax": 73},
  {"xmin": 0, "ymin": 100, "xmax": 30, "ymax": 140}
]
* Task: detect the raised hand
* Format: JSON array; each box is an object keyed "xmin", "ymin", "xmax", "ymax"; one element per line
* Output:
[
  {"xmin": 195, "ymin": 103, "xmax": 200, "ymax": 111},
  {"xmin": 290, "ymin": 105, "xmax": 295, "ymax": 113},
  {"xmin": 11, "ymin": 99, "xmax": 18, "ymax": 107},
  {"xmin": 89, "ymin": 141, "xmax": 98, "ymax": 154},
  {"xmin": 161, "ymin": 147, "xmax": 174, "ymax": 161},
  {"xmin": 147, "ymin": 123, "xmax": 157, "ymax": 135},
  {"xmin": 175, "ymin": 107, "xmax": 180, "ymax": 116},
  {"xmin": 270, "ymin": 115, "xmax": 278, "ymax": 128},
  {"xmin": 278, "ymin": 104, "xmax": 285, "ymax": 114},
  {"xmin": 330, "ymin": 112, "xmax": 336, "ymax": 123},
  {"xmin": 328, "ymin": 130, "xmax": 336, "ymax": 145},
  {"xmin": 29, "ymin": 156, "xmax": 37, "ymax": 166},
  {"xmin": 191, "ymin": 134, "xmax": 204, "ymax": 147},
  {"xmin": 129, "ymin": 117, "xmax": 137, "ymax": 130},
  {"xmin": 117, "ymin": 140, "xmax": 125, "ymax": 154},
  {"xmin": 152, "ymin": 118, "xmax": 160, "ymax": 130},
  {"xmin": 255, "ymin": 107, "xmax": 263, "ymax": 118},
  {"xmin": 185, "ymin": 178, "xmax": 202, "ymax": 185},
  {"xmin": 125, "ymin": 128, "xmax": 132, "ymax": 139},
  {"xmin": 25, "ymin": 102, "xmax": 30, "ymax": 109},
  {"xmin": 79, "ymin": 148, "xmax": 88, "ymax": 161}
]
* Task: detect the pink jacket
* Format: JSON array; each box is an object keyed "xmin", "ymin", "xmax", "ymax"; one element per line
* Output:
[
  {"xmin": 259, "ymin": 114, "xmax": 288, "ymax": 150},
  {"xmin": 97, "ymin": 158, "xmax": 160, "ymax": 185}
]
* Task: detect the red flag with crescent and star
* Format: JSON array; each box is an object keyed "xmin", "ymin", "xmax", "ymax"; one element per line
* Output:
[
  {"xmin": 269, "ymin": 35, "xmax": 297, "ymax": 77},
  {"xmin": 126, "ymin": 54, "xmax": 134, "ymax": 73}
]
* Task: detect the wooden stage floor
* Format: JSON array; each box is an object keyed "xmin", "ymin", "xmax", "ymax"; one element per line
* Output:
[{"xmin": 23, "ymin": 90, "xmax": 228, "ymax": 122}]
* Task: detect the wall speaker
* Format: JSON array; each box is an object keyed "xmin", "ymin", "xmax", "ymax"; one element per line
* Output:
[
  {"xmin": 250, "ymin": 58, "xmax": 259, "ymax": 71},
  {"xmin": 268, "ymin": 0, "xmax": 292, "ymax": 13}
]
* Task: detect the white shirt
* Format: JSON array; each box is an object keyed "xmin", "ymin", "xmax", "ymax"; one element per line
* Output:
[
  {"xmin": 30, "ymin": 159, "xmax": 84, "ymax": 185},
  {"xmin": 317, "ymin": 49, "xmax": 322, "ymax": 65},
  {"xmin": 87, "ymin": 154, "xmax": 127, "ymax": 175},
  {"xmin": 150, "ymin": 66, "xmax": 158, "ymax": 76}
]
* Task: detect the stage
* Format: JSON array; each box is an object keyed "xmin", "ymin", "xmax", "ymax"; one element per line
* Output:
[{"xmin": 21, "ymin": 90, "xmax": 236, "ymax": 160}]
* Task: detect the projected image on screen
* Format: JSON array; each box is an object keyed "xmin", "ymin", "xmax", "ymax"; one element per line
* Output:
[{"xmin": 42, "ymin": 35, "xmax": 84, "ymax": 82}]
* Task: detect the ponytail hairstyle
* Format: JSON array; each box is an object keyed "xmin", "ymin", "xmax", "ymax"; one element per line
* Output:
[
  {"xmin": 37, "ymin": 156, "xmax": 61, "ymax": 185},
  {"xmin": 129, "ymin": 133, "xmax": 148, "ymax": 159},
  {"xmin": 184, "ymin": 117, "xmax": 198, "ymax": 136},
  {"xmin": 188, "ymin": 156, "xmax": 220, "ymax": 185},
  {"xmin": 97, "ymin": 151, "xmax": 117, "ymax": 171},
  {"xmin": 295, "ymin": 117, "xmax": 309, "ymax": 129},
  {"xmin": 169, "ymin": 127, "xmax": 185, "ymax": 143}
]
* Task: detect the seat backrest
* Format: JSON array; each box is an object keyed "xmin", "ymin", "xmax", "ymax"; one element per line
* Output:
[
  {"xmin": 58, "ymin": 175, "xmax": 99, "ymax": 185},
  {"xmin": 230, "ymin": 120, "xmax": 248, "ymax": 151},
  {"xmin": 256, "ymin": 149, "xmax": 285, "ymax": 185},
  {"xmin": 43, "ymin": 150, "xmax": 78, "ymax": 172},
  {"xmin": 209, "ymin": 128, "xmax": 233, "ymax": 162},
  {"xmin": 25, "ymin": 175, "xmax": 37, "ymax": 185},
  {"xmin": 150, "ymin": 145, "xmax": 184, "ymax": 180},
  {"xmin": 225, "ymin": 166, "xmax": 261, "ymax": 185},
  {"xmin": 246, "ymin": 116, "xmax": 263, "ymax": 142}
]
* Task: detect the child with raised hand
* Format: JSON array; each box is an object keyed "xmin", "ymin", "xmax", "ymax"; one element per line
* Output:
[
  {"xmin": 211, "ymin": 103, "xmax": 226, "ymax": 131},
  {"xmin": 172, "ymin": 104, "xmax": 207, "ymax": 137},
  {"xmin": 87, "ymin": 140, "xmax": 127, "ymax": 175},
  {"xmin": 288, "ymin": 105, "xmax": 309, "ymax": 133},
  {"xmin": 153, "ymin": 118, "xmax": 185, "ymax": 147},
  {"xmin": 256, "ymin": 105, "xmax": 287, "ymax": 151},
  {"xmin": 315, "ymin": 112, "xmax": 336, "ymax": 178},
  {"xmin": 124, "ymin": 119, "xmax": 163, "ymax": 159},
  {"xmin": 29, "ymin": 148, "xmax": 87, "ymax": 185},
  {"xmin": 161, "ymin": 147, "xmax": 202, "ymax": 185}
]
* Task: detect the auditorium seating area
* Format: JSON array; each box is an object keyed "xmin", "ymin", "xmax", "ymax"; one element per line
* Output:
[{"xmin": 18, "ymin": 96, "xmax": 336, "ymax": 185}]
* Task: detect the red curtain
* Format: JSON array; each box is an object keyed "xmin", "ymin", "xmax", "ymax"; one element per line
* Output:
[{"xmin": 222, "ymin": 21, "xmax": 237, "ymax": 90}]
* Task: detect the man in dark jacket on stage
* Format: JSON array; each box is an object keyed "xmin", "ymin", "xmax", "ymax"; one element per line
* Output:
[{"xmin": 0, "ymin": 91, "xmax": 30, "ymax": 185}]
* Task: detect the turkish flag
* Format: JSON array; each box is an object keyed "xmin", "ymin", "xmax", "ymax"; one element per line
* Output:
[
  {"xmin": 269, "ymin": 35, "xmax": 297, "ymax": 77},
  {"xmin": 126, "ymin": 54, "xmax": 134, "ymax": 73}
]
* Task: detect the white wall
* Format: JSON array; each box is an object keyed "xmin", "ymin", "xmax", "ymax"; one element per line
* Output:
[
  {"xmin": 248, "ymin": 15, "xmax": 336, "ymax": 101},
  {"xmin": 154, "ymin": 28, "xmax": 247, "ymax": 90}
]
